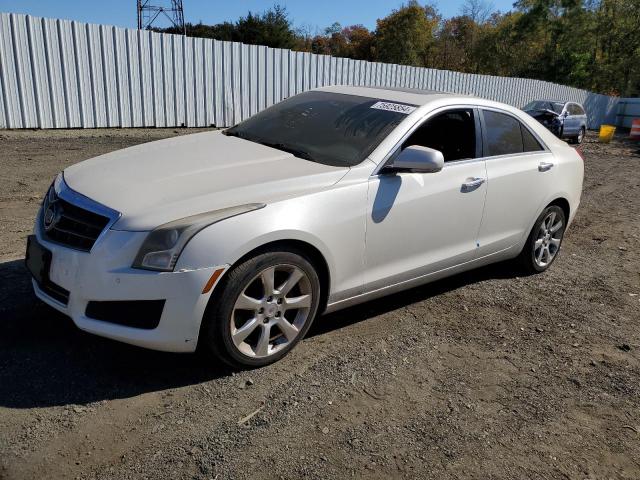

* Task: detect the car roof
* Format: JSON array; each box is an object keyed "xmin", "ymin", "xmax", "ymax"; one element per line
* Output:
[
  {"xmin": 314, "ymin": 84, "xmax": 541, "ymax": 119},
  {"xmin": 316, "ymin": 85, "xmax": 455, "ymax": 106},
  {"xmin": 316, "ymin": 85, "xmax": 569, "ymax": 112}
]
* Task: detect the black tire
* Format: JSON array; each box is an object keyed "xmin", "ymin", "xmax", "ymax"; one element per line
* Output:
[
  {"xmin": 568, "ymin": 126, "xmax": 585, "ymax": 144},
  {"xmin": 201, "ymin": 249, "xmax": 321, "ymax": 369},
  {"xmin": 517, "ymin": 205, "xmax": 567, "ymax": 274}
]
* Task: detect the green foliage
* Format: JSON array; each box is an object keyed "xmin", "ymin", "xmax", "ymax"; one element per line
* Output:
[
  {"xmin": 156, "ymin": 4, "xmax": 295, "ymax": 49},
  {"xmin": 234, "ymin": 5, "xmax": 296, "ymax": 49},
  {"xmin": 374, "ymin": 1, "xmax": 439, "ymax": 66}
]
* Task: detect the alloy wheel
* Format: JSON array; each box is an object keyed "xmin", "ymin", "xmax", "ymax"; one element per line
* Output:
[
  {"xmin": 534, "ymin": 211, "xmax": 564, "ymax": 268},
  {"xmin": 230, "ymin": 264, "xmax": 312, "ymax": 358}
]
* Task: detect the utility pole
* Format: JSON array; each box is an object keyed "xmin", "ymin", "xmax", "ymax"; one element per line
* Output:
[{"xmin": 137, "ymin": 0, "xmax": 186, "ymax": 34}]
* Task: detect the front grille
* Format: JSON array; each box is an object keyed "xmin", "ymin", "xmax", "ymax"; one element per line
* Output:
[
  {"xmin": 42, "ymin": 187, "xmax": 110, "ymax": 251},
  {"xmin": 85, "ymin": 300, "xmax": 165, "ymax": 329}
]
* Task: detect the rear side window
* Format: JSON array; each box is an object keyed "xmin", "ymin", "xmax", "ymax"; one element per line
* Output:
[
  {"xmin": 483, "ymin": 110, "xmax": 544, "ymax": 156},
  {"xmin": 483, "ymin": 110, "xmax": 523, "ymax": 156},
  {"xmin": 521, "ymin": 125, "xmax": 543, "ymax": 152}
]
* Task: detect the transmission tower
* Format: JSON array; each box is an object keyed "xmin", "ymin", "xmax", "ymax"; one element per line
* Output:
[{"xmin": 137, "ymin": 0, "xmax": 186, "ymax": 34}]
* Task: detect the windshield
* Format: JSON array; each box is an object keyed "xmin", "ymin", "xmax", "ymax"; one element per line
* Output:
[
  {"xmin": 224, "ymin": 91, "xmax": 416, "ymax": 167},
  {"xmin": 524, "ymin": 101, "xmax": 564, "ymax": 114}
]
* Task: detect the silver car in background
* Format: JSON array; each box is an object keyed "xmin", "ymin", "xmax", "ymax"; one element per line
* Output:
[{"xmin": 523, "ymin": 100, "xmax": 588, "ymax": 144}]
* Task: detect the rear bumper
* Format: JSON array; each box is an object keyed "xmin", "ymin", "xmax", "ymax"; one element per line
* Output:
[{"xmin": 31, "ymin": 221, "xmax": 228, "ymax": 352}]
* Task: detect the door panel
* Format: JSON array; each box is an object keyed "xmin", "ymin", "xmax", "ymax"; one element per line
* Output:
[
  {"xmin": 364, "ymin": 160, "xmax": 487, "ymax": 292},
  {"xmin": 477, "ymin": 151, "xmax": 555, "ymax": 256},
  {"xmin": 477, "ymin": 107, "xmax": 555, "ymax": 256},
  {"xmin": 563, "ymin": 105, "xmax": 579, "ymax": 136},
  {"xmin": 566, "ymin": 116, "xmax": 578, "ymax": 136}
]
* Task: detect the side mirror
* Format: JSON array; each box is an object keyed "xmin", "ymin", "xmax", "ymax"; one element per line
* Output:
[{"xmin": 388, "ymin": 146, "xmax": 444, "ymax": 173}]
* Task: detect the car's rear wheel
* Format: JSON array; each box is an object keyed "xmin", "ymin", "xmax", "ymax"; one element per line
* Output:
[
  {"xmin": 517, "ymin": 205, "xmax": 566, "ymax": 274},
  {"xmin": 576, "ymin": 126, "xmax": 585, "ymax": 144},
  {"xmin": 202, "ymin": 250, "xmax": 321, "ymax": 369}
]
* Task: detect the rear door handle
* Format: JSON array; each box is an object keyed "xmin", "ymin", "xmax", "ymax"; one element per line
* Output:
[
  {"xmin": 461, "ymin": 177, "xmax": 485, "ymax": 192},
  {"xmin": 538, "ymin": 162, "xmax": 554, "ymax": 172}
]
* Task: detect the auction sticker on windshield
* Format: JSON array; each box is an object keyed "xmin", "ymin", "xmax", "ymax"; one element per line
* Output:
[{"xmin": 370, "ymin": 101, "xmax": 417, "ymax": 115}]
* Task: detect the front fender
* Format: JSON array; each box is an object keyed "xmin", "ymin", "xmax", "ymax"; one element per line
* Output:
[
  {"xmin": 174, "ymin": 181, "xmax": 368, "ymax": 304},
  {"xmin": 177, "ymin": 204, "xmax": 335, "ymax": 270}
]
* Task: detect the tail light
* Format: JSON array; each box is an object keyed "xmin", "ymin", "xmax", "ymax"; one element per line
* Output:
[{"xmin": 575, "ymin": 146, "xmax": 585, "ymax": 161}]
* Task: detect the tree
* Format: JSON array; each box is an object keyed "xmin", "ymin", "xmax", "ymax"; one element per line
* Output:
[
  {"xmin": 343, "ymin": 25, "xmax": 376, "ymax": 61},
  {"xmin": 435, "ymin": 15, "xmax": 477, "ymax": 72},
  {"xmin": 233, "ymin": 5, "xmax": 296, "ymax": 48},
  {"xmin": 156, "ymin": 4, "xmax": 296, "ymax": 49},
  {"xmin": 302, "ymin": 23, "xmax": 375, "ymax": 60},
  {"xmin": 591, "ymin": 0, "xmax": 640, "ymax": 95},
  {"xmin": 374, "ymin": 1, "xmax": 440, "ymax": 66},
  {"xmin": 461, "ymin": 0, "xmax": 495, "ymax": 23}
]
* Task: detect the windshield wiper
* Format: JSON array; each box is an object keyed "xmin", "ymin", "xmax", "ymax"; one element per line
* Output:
[
  {"xmin": 257, "ymin": 141, "xmax": 315, "ymax": 161},
  {"xmin": 224, "ymin": 131, "xmax": 316, "ymax": 161},
  {"xmin": 223, "ymin": 129, "xmax": 242, "ymax": 138}
]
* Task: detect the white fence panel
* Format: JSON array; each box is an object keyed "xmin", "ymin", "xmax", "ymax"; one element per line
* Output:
[{"xmin": 0, "ymin": 12, "xmax": 621, "ymax": 130}]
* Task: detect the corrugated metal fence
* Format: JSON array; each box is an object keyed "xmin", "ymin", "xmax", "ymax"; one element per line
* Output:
[
  {"xmin": 615, "ymin": 98, "xmax": 640, "ymax": 128},
  {"xmin": 0, "ymin": 12, "xmax": 620, "ymax": 130}
]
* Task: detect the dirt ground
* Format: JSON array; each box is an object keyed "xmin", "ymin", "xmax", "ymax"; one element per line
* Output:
[{"xmin": 0, "ymin": 129, "xmax": 639, "ymax": 480}]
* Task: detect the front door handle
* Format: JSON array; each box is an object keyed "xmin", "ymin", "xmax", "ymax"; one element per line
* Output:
[
  {"xmin": 461, "ymin": 177, "xmax": 485, "ymax": 192},
  {"xmin": 538, "ymin": 162, "xmax": 554, "ymax": 172}
]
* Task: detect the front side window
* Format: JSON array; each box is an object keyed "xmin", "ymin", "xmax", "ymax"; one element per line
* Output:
[
  {"xmin": 483, "ymin": 110, "xmax": 544, "ymax": 156},
  {"xmin": 224, "ymin": 91, "xmax": 416, "ymax": 167},
  {"xmin": 401, "ymin": 109, "xmax": 477, "ymax": 162}
]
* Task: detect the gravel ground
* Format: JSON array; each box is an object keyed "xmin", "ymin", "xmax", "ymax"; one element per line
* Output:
[{"xmin": 0, "ymin": 129, "xmax": 639, "ymax": 480}]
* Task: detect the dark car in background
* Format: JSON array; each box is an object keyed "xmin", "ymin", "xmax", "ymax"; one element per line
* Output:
[{"xmin": 523, "ymin": 100, "xmax": 587, "ymax": 144}]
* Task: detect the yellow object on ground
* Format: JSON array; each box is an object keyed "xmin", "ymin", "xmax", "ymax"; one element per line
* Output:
[{"xmin": 599, "ymin": 124, "xmax": 616, "ymax": 143}]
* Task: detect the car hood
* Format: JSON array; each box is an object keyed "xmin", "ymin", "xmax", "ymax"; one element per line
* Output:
[
  {"xmin": 63, "ymin": 131, "xmax": 349, "ymax": 231},
  {"xmin": 525, "ymin": 109, "xmax": 560, "ymax": 119}
]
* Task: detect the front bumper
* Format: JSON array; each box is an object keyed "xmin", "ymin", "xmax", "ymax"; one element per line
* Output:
[{"xmin": 31, "ymin": 216, "xmax": 227, "ymax": 352}]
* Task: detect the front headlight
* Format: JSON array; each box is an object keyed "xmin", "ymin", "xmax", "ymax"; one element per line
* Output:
[{"xmin": 132, "ymin": 203, "xmax": 265, "ymax": 272}]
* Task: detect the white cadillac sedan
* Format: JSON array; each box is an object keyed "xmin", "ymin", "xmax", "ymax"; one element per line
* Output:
[{"xmin": 26, "ymin": 86, "xmax": 583, "ymax": 368}]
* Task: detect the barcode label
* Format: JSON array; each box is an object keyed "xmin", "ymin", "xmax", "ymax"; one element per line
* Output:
[{"xmin": 370, "ymin": 101, "xmax": 417, "ymax": 115}]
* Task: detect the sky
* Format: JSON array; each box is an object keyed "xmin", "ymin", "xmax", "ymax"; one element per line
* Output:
[{"xmin": 0, "ymin": 0, "xmax": 516, "ymax": 33}]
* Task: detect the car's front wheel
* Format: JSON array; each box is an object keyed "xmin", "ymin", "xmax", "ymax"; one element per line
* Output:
[
  {"xmin": 518, "ymin": 205, "xmax": 567, "ymax": 274},
  {"xmin": 202, "ymin": 249, "xmax": 321, "ymax": 368}
]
